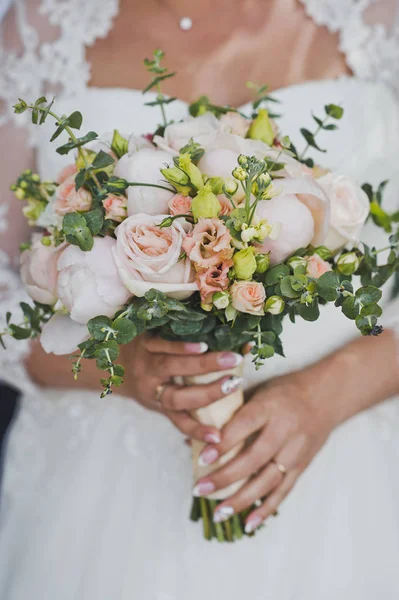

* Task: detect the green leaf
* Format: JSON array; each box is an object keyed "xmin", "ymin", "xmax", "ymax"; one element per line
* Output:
[
  {"xmin": 355, "ymin": 314, "xmax": 377, "ymax": 335},
  {"xmin": 62, "ymin": 212, "xmax": 93, "ymax": 251},
  {"xmin": 111, "ymin": 130, "xmax": 129, "ymax": 159},
  {"xmin": 316, "ymin": 271, "xmax": 340, "ymax": 301},
  {"xmin": 111, "ymin": 319, "xmax": 137, "ymax": 344},
  {"xmin": 39, "ymin": 97, "xmax": 55, "ymax": 124},
  {"xmin": 9, "ymin": 324, "xmax": 31, "ymax": 340},
  {"xmin": 341, "ymin": 296, "xmax": 359, "ymax": 320},
  {"xmin": 258, "ymin": 344, "xmax": 275, "ymax": 359},
  {"xmin": 67, "ymin": 111, "xmax": 83, "ymax": 130},
  {"xmin": 84, "ymin": 208, "xmax": 104, "ymax": 235},
  {"xmin": 92, "ymin": 150, "xmax": 114, "ymax": 170},
  {"xmin": 75, "ymin": 170, "xmax": 86, "ymax": 190},
  {"xmin": 325, "ymin": 104, "xmax": 344, "ymax": 120},
  {"xmin": 360, "ymin": 303, "xmax": 382, "ymax": 318},
  {"xmin": 356, "ymin": 286, "xmax": 382, "ymax": 306},
  {"xmin": 265, "ymin": 264, "xmax": 290, "ymax": 286},
  {"xmin": 87, "ymin": 316, "xmax": 113, "ymax": 341},
  {"xmin": 95, "ymin": 340, "xmax": 120, "ymax": 363},
  {"xmin": 143, "ymin": 72, "xmax": 176, "ymax": 93},
  {"xmin": 280, "ymin": 276, "xmax": 301, "ymax": 299},
  {"xmin": 296, "ymin": 300, "xmax": 320, "ymax": 322},
  {"xmin": 56, "ymin": 131, "xmax": 98, "ymax": 155},
  {"xmin": 170, "ymin": 319, "xmax": 204, "ymax": 336},
  {"xmin": 300, "ymin": 128, "xmax": 326, "ymax": 153}
]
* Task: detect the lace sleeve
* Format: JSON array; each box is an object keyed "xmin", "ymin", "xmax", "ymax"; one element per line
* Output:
[{"xmin": 300, "ymin": 0, "xmax": 399, "ymax": 96}]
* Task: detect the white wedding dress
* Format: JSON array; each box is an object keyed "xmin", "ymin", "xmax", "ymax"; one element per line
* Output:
[{"xmin": 1, "ymin": 1, "xmax": 399, "ymax": 598}]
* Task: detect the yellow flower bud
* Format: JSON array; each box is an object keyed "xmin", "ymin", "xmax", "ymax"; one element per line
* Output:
[
  {"xmin": 232, "ymin": 167, "xmax": 248, "ymax": 182},
  {"xmin": 247, "ymin": 109, "xmax": 275, "ymax": 146},
  {"xmin": 15, "ymin": 188, "xmax": 25, "ymax": 200},
  {"xmin": 178, "ymin": 153, "xmax": 204, "ymax": 191},
  {"xmin": 208, "ymin": 177, "xmax": 224, "ymax": 195},
  {"xmin": 233, "ymin": 247, "xmax": 257, "ymax": 280},
  {"xmin": 40, "ymin": 236, "xmax": 52, "ymax": 247},
  {"xmin": 237, "ymin": 154, "xmax": 248, "ymax": 167},
  {"xmin": 191, "ymin": 184, "xmax": 221, "ymax": 220},
  {"xmin": 223, "ymin": 178, "xmax": 238, "ymax": 196},
  {"xmin": 160, "ymin": 165, "xmax": 192, "ymax": 196}
]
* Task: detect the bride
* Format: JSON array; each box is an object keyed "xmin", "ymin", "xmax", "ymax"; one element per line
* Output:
[{"xmin": 1, "ymin": 0, "xmax": 399, "ymax": 598}]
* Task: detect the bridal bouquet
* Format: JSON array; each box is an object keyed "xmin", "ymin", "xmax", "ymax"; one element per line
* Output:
[{"xmin": 3, "ymin": 50, "xmax": 399, "ymax": 542}]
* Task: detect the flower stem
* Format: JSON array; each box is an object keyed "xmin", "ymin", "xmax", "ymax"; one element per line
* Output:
[{"xmin": 127, "ymin": 181, "xmax": 176, "ymax": 193}]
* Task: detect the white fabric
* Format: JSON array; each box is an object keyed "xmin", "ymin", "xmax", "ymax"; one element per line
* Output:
[{"xmin": 1, "ymin": 2, "xmax": 399, "ymax": 599}]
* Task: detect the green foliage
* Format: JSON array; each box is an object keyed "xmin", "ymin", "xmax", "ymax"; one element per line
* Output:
[
  {"xmin": 0, "ymin": 301, "xmax": 54, "ymax": 348},
  {"xmin": 143, "ymin": 49, "xmax": 176, "ymax": 126},
  {"xmin": 62, "ymin": 212, "xmax": 94, "ymax": 251}
]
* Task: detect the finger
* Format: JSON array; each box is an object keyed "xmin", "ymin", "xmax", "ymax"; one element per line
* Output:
[
  {"xmin": 141, "ymin": 335, "xmax": 208, "ymax": 356},
  {"xmin": 153, "ymin": 351, "xmax": 243, "ymax": 380},
  {"xmin": 243, "ymin": 471, "xmax": 298, "ymax": 534},
  {"xmin": 166, "ymin": 410, "xmax": 222, "ymax": 444},
  {"xmin": 197, "ymin": 400, "xmax": 270, "ymax": 467},
  {"xmin": 193, "ymin": 426, "xmax": 285, "ymax": 494},
  {"xmin": 159, "ymin": 374, "xmax": 243, "ymax": 412}
]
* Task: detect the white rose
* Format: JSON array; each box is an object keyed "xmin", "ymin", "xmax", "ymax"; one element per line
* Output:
[
  {"xmin": 318, "ymin": 173, "xmax": 370, "ymax": 252},
  {"xmin": 114, "ymin": 148, "xmax": 175, "ymax": 216},
  {"xmin": 153, "ymin": 112, "xmax": 223, "ymax": 154},
  {"xmin": 113, "ymin": 214, "xmax": 198, "ymax": 300},
  {"xmin": 57, "ymin": 236, "xmax": 131, "ymax": 324},
  {"xmin": 20, "ymin": 235, "xmax": 65, "ymax": 305}
]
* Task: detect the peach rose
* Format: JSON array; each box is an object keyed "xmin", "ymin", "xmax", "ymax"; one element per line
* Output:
[
  {"xmin": 197, "ymin": 260, "xmax": 233, "ymax": 304},
  {"xmin": 103, "ymin": 194, "xmax": 127, "ymax": 222},
  {"xmin": 54, "ymin": 175, "xmax": 92, "ymax": 216},
  {"xmin": 230, "ymin": 281, "xmax": 266, "ymax": 316},
  {"xmin": 182, "ymin": 218, "xmax": 233, "ymax": 271},
  {"xmin": 168, "ymin": 194, "xmax": 192, "ymax": 216},
  {"xmin": 220, "ymin": 111, "xmax": 251, "ymax": 137},
  {"xmin": 113, "ymin": 214, "xmax": 198, "ymax": 300},
  {"xmin": 218, "ymin": 194, "xmax": 235, "ymax": 216},
  {"xmin": 57, "ymin": 164, "xmax": 78, "ymax": 184},
  {"xmin": 306, "ymin": 254, "xmax": 332, "ymax": 279},
  {"xmin": 20, "ymin": 235, "xmax": 65, "ymax": 305}
]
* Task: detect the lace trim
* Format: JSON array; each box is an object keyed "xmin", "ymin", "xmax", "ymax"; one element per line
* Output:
[
  {"xmin": 0, "ymin": 0, "xmax": 119, "ymax": 127},
  {"xmin": 300, "ymin": 0, "xmax": 399, "ymax": 95}
]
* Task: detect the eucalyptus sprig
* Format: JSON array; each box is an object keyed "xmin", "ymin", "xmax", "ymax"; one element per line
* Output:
[
  {"xmin": 246, "ymin": 81, "xmax": 281, "ymax": 119},
  {"xmin": 0, "ymin": 301, "xmax": 54, "ymax": 349},
  {"xmin": 143, "ymin": 49, "xmax": 176, "ymax": 128}
]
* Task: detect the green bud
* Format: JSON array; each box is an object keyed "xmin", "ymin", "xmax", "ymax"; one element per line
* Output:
[
  {"xmin": 208, "ymin": 176, "xmax": 224, "ymax": 195},
  {"xmin": 232, "ymin": 167, "xmax": 248, "ymax": 181},
  {"xmin": 247, "ymin": 109, "xmax": 275, "ymax": 146},
  {"xmin": 233, "ymin": 247, "xmax": 257, "ymax": 280},
  {"xmin": 314, "ymin": 246, "xmax": 333, "ymax": 261},
  {"xmin": 20, "ymin": 180, "xmax": 28, "ymax": 189},
  {"xmin": 337, "ymin": 252, "xmax": 361, "ymax": 276},
  {"xmin": 158, "ymin": 216, "xmax": 174, "ymax": 228},
  {"xmin": 161, "ymin": 165, "xmax": 191, "ymax": 196},
  {"xmin": 200, "ymin": 301, "xmax": 213, "ymax": 312},
  {"xmin": 31, "ymin": 173, "xmax": 40, "ymax": 182},
  {"xmin": 15, "ymin": 188, "xmax": 25, "ymax": 200},
  {"xmin": 19, "ymin": 242, "xmax": 31, "ymax": 252},
  {"xmin": 225, "ymin": 304, "xmax": 237, "ymax": 322},
  {"xmin": 237, "ymin": 154, "xmax": 248, "ymax": 167},
  {"xmin": 255, "ymin": 253, "xmax": 270, "ymax": 274},
  {"xmin": 178, "ymin": 153, "xmax": 204, "ymax": 191},
  {"xmin": 265, "ymin": 295, "xmax": 285, "ymax": 315},
  {"xmin": 40, "ymin": 236, "xmax": 52, "ymax": 247},
  {"xmin": 22, "ymin": 199, "xmax": 46, "ymax": 224},
  {"xmin": 213, "ymin": 291, "xmax": 230, "ymax": 310},
  {"xmin": 287, "ymin": 256, "xmax": 307, "ymax": 271},
  {"xmin": 223, "ymin": 178, "xmax": 238, "ymax": 196},
  {"xmin": 111, "ymin": 129, "xmax": 129, "ymax": 159},
  {"xmin": 191, "ymin": 184, "xmax": 221, "ymax": 220}
]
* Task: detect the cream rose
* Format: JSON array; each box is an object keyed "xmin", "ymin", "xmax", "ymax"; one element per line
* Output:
[
  {"xmin": 230, "ymin": 281, "xmax": 266, "ymax": 316},
  {"xmin": 318, "ymin": 173, "xmax": 370, "ymax": 252},
  {"xmin": 306, "ymin": 254, "xmax": 332, "ymax": 279},
  {"xmin": 168, "ymin": 194, "xmax": 192, "ymax": 216},
  {"xmin": 20, "ymin": 235, "xmax": 65, "ymax": 305},
  {"xmin": 113, "ymin": 214, "xmax": 198, "ymax": 300},
  {"xmin": 103, "ymin": 194, "xmax": 127, "ymax": 222},
  {"xmin": 255, "ymin": 176, "xmax": 330, "ymax": 265},
  {"xmin": 57, "ymin": 236, "xmax": 130, "ymax": 324},
  {"xmin": 114, "ymin": 148, "xmax": 175, "ymax": 216},
  {"xmin": 54, "ymin": 175, "xmax": 92, "ymax": 216}
]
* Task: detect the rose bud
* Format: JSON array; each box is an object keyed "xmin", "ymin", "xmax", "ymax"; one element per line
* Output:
[
  {"xmin": 191, "ymin": 184, "xmax": 221, "ymax": 220},
  {"xmin": 337, "ymin": 252, "xmax": 361, "ymax": 276},
  {"xmin": 265, "ymin": 295, "xmax": 285, "ymax": 315},
  {"xmin": 255, "ymin": 253, "xmax": 271, "ymax": 274},
  {"xmin": 213, "ymin": 291, "xmax": 230, "ymax": 309},
  {"xmin": 233, "ymin": 247, "xmax": 257, "ymax": 280}
]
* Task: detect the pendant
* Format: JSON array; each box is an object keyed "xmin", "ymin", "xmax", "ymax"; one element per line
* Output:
[{"xmin": 179, "ymin": 16, "xmax": 193, "ymax": 31}]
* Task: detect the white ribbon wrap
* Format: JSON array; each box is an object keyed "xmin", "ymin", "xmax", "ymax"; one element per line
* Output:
[{"xmin": 184, "ymin": 362, "xmax": 246, "ymax": 500}]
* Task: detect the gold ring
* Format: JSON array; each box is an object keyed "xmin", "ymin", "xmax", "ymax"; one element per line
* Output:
[
  {"xmin": 155, "ymin": 383, "xmax": 167, "ymax": 407},
  {"xmin": 272, "ymin": 460, "xmax": 287, "ymax": 476}
]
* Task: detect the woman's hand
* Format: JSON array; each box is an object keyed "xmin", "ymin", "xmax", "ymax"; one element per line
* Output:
[
  {"xmin": 192, "ymin": 330, "xmax": 399, "ymax": 533},
  {"xmin": 120, "ymin": 334, "xmax": 245, "ymax": 443}
]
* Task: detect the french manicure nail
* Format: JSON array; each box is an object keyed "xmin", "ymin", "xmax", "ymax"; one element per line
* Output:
[
  {"xmin": 244, "ymin": 515, "xmax": 263, "ymax": 534},
  {"xmin": 193, "ymin": 480, "xmax": 216, "ymax": 497},
  {"xmin": 218, "ymin": 352, "xmax": 243, "ymax": 368},
  {"xmin": 185, "ymin": 342, "xmax": 208, "ymax": 354},
  {"xmin": 198, "ymin": 447, "xmax": 219, "ymax": 467},
  {"xmin": 214, "ymin": 506, "xmax": 235, "ymax": 523},
  {"xmin": 204, "ymin": 432, "xmax": 221, "ymax": 444},
  {"xmin": 221, "ymin": 376, "xmax": 243, "ymax": 395}
]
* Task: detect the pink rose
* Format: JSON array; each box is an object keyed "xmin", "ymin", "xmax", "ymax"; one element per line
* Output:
[
  {"xmin": 57, "ymin": 164, "xmax": 78, "ymax": 184},
  {"xmin": 220, "ymin": 112, "xmax": 251, "ymax": 137},
  {"xmin": 168, "ymin": 194, "xmax": 192, "ymax": 216},
  {"xmin": 54, "ymin": 175, "xmax": 92, "ymax": 216},
  {"xmin": 255, "ymin": 176, "xmax": 330, "ymax": 265},
  {"xmin": 182, "ymin": 218, "xmax": 234, "ymax": 271},
  {"xmin": 20, "ymin": 235, "xmax": 65, "ymax": 305},
  {"xmin": 113, "ymin": 214, "xmax": 197, "ymax": 300},
  {"xmin": 197, "ymin": 260, "xmax": 233, "ymax": 304},
  {"xmin": 57, "ymin": 236, "xmax": 130, "ymax": 324},
  {"xmin": 103, "ymin": 194, "xmax": 127, "ymax": 222},
  {"xmin": 230, "ymin": 281, "xmax": 266, "ymax": 316},
  {"xmin": 218, "ymin": 194, "xmax": 235, "ymax": 216},
  {"xmin": 306, "ymin": 254, "xmax": 332, "ymax": 279}
]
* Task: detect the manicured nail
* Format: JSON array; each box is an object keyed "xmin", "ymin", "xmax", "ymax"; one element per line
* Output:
[
  {"xmin": 221, "ymin": 376, "xmax": 243, "ymax": 395},
  {"xmin": 214, "ymin": 505, "xmax": 235, "ymax": 523},
  {"xmin": 198, "ymin": 446, "xmax": 219, "ymax": 467},
  {"xmin": 185, "ymin": 342, "xmax": 208, "ymax": 354},
  {"xmin": 193, "ymin": 480, "xmax": 216, "ymax": 497},
  {"xmin": 244, "ymin": 515, "xmax": 263, "ymax": 534},
  {"xmin": 218, "ymin": 352, "xmax": 243, "ymax": 368},
  {"xmin": 204, "ymin": 432, "xmax": 221, "ymax": 444}
]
